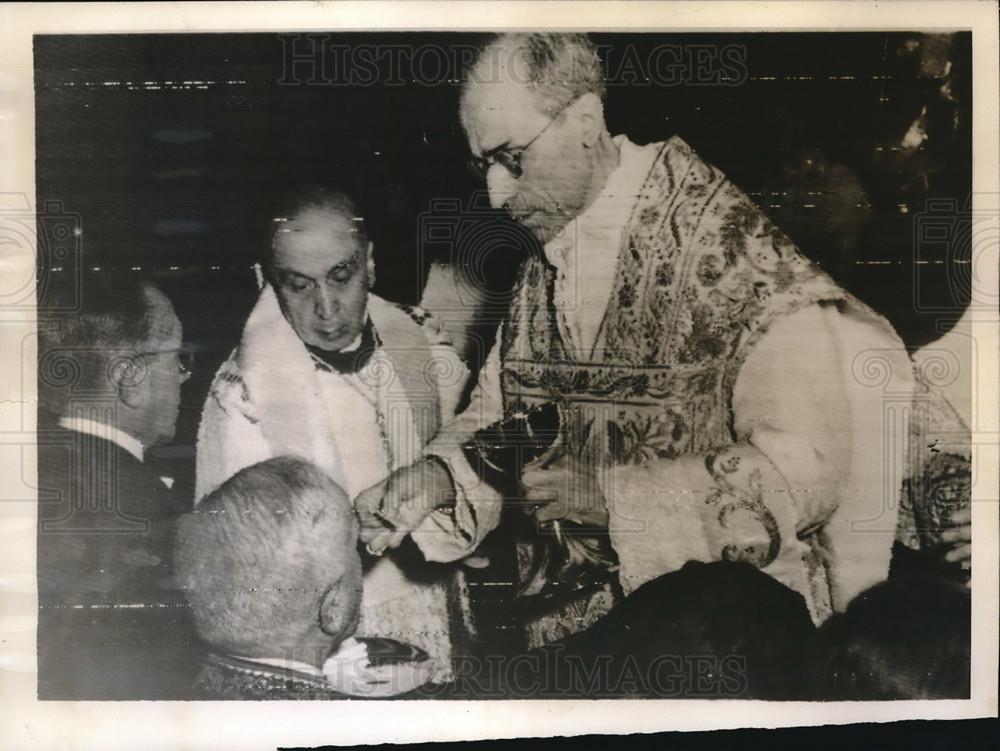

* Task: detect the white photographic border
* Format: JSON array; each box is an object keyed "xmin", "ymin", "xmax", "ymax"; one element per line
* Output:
[{"xmin": 0, "ymin": 2, "xmax": 996, "ymax": 747}]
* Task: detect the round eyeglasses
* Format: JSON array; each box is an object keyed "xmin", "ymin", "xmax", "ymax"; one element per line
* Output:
[{"xmin": 466, "ymin": 98, "xmax": 576, "ymax": 180}]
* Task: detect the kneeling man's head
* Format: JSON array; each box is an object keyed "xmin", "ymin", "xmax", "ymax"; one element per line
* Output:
[{"xmin": 176, "ymin": 456, "xmax": 362, "ymax": 667}]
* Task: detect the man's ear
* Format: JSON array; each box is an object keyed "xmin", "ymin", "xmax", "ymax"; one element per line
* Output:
[
  {"xmin": 109, "ymin": 354, "xmax": 145, "ymax": 408},
  {"xmin": 573, "ymin": 92, "xmax": 606, "ymax": 148},
  {"xmin": 365, "ymin": 241, "xmax": 376, "ymax": 289},
  {"xmin": 318, "ymin": 573, "xmax": 354, "ymax": 640}
]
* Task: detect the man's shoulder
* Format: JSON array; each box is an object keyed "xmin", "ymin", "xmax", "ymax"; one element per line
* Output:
[
  {"xmin": 370, "ymin": 294, "xmax": 455, "ymax": 348},
  {"xmin": 36, "ymin": 428, "xmax": 177, "ymax": 602},
  {"xmin": 628, "ymin": 134, "xmax": 705, "ymax": 170},
  {"xmin": 620, "ymin": 134, "xmax": 732, "ymax": 240},
  {"xmin": 646, "ymin": 135, "xmax": 725, "ymax": 195},
  {"xmin": 210, "ymin": 348, "xmax": 247, "ymax": 384},
  {"xmin": 38, "ymin": 424, "xmax": 156, "ymax": 487},
  {"xmin": 52, "ymin": 439, "xmax": 169, "ymax": 518}
]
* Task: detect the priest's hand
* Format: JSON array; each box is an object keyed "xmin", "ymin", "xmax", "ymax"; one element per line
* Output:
[
  {"xmin": 355, "ymin": 457, "xmax": 456, "ymax": 556},
  {"xmin": 521, "ymin": 457, "xmax": 609, "ymax": 529}
]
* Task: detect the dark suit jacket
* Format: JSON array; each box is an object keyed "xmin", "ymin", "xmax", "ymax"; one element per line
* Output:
[{"xmin": 36, "ymin": 422, "xmax": 202, "ymax": 699}]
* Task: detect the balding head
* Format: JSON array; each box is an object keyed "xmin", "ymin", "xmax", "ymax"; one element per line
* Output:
[
  {"xmin": 460, "ymin": 33, "xmax": 606, "ymax": 122},
  {"xmin": 176, "ymin": 456, "xmax": 362, "ymax": 666}
]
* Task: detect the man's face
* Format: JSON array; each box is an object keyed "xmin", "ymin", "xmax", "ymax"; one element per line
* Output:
[
  {"xmin": 270, "ymin": 207, "xmax": 373, "ymax": 352},
  {"xmin": 462, "ymin": 59, "xmax": 594, "ymax": 244},
  {"xmin": 138, "ymin": 288, "xmax": 189, "ymax": 446}
]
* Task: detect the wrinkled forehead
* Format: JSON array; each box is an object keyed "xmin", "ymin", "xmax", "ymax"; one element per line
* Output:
[{"xmin": 271, "ymin": 207, "xmax": 364, "ymax": 273}]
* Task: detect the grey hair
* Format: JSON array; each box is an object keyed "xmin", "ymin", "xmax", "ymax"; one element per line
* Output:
[
  {"xmin": 462, "ymin": 33, "xmax": 607, "ymax": 116},
  {"xmin": 38, "ymin": 273, "xmax": 163, "ymax": 413},
  {"xmin": 176, "ymin": 456, "xmax": 353, "ymax": 658},
  {"xmin": 264, "ymin": 185, "xmax": 369, "ymax": 273}
]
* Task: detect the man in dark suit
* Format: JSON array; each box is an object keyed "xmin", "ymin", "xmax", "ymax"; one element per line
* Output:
[{"xmin": 36, "ymin": 274, "xmax": 201, "ymax": 699}]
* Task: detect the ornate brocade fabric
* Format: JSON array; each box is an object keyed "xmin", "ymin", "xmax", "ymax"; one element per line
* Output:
[
  {"xmin": 502, "ymin": 136, "xmax": 847, "ymax": 455},
  {"xmin": 500, "ymin": 136, "xmax": 851, "ymax": 643},
  {"xmin": 897, "ymin": 372, "xmax": 972, "ymax": 554}
]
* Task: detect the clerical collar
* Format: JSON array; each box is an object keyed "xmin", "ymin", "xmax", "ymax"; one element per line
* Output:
[{"xmin": 306, "ymin": 318, "xmax": 380, "ymax": 374}]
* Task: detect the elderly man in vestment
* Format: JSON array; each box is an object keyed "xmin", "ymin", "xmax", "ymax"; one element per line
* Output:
[
  {"xmin": 195, "ymin": 188, "xmax": 493, "ymax": 682},
  {"xmin": 363, "ymin": 33, "xmax": 916, "ymax": 647}
]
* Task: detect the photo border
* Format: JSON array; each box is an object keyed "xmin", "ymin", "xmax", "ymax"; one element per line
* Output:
[{"xmin": 0, "ymin": 2, "xmax": 996, "ymax": 747}]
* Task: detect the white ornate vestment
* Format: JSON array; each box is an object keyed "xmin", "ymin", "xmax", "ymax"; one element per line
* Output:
[{"xmin": 195, "ymin": 287, "xmax": 496, "ymax": 681}]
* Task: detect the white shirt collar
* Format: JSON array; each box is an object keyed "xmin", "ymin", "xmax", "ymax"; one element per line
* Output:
[
  {"xmin": 233, "ymin": 638, "xmax": 368, "ymax": 679},
  {"xmin": 234, "ymin": 654, "xmax": 323, "ymax": 677},
  {"xmin": 58, "ymin": 416, "xmax": 145, "ymax": 462}
]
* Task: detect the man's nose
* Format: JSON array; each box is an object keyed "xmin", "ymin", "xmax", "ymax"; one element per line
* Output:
[
  {"xmin": 315, "ymin": 285, "xmax": 339, "ymax": 319},
  {"xmin": 486, "ymin": 164, "xmax": 517, "ymax": 210}
]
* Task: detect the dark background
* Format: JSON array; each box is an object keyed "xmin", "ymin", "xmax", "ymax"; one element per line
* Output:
[{"xmin": 34, "ymin": 31, "xmax": 972, "ymax": 480}]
